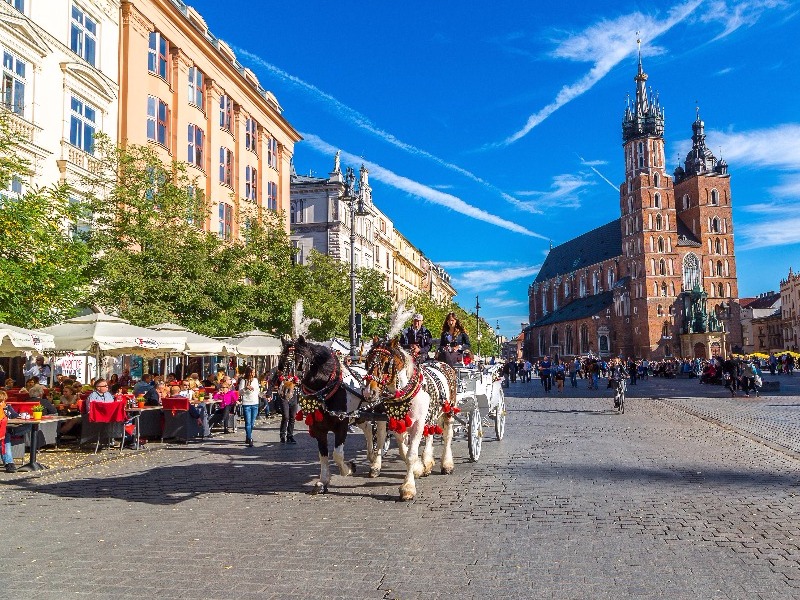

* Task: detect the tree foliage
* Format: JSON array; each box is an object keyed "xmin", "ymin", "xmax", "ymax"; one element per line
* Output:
[{"xmin": 0, "ymin": 116, "xmax": 90, "ymax": 327}]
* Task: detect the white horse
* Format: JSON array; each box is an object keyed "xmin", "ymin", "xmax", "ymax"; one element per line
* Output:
[{"xmin": 361, "ymin": 339, "xmax": 430, "ymax": 501}]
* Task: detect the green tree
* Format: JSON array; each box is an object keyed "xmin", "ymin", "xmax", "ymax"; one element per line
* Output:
[
  {"xmin": 81, "ymin": 137, "xmax": 221, "ymax": 329},
  {"xmin": 0, "ymin": 116, "xmax": 90, "ymax": 326}
]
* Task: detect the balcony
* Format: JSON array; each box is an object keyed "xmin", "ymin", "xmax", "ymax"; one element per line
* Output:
[
  {"xmin": 62, "ymin": 140, "xmax": 101, "ymax": 175},
  {"xmin": 2, "ymin": 108, "xmax": 37, "ymax": 143}
]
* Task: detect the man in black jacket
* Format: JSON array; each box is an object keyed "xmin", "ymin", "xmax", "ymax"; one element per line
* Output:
[{"xmin": 400, "ymin": 313, "xmax": 433, "ymax": 361}]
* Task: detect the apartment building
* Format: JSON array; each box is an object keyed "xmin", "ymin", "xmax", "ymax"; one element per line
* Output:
[
  {"xmin": 0, "ymin": 0, "xmax": 119, "ymax": 191},
  {"xmin": 119, "ymin": 0, "xmax": 300, "ymax": 237}
]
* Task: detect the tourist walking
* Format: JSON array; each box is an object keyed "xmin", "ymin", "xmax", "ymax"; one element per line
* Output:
[{"xmin": 238, "ymin": 366, "xmax": 260, "ymax": 447}]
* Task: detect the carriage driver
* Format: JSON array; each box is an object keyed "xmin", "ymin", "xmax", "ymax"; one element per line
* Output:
[{"xmin": 400, "ymin": 313, "xmax": 433, "ymax": 360}]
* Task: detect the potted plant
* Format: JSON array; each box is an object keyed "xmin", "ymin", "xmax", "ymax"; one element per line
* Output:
[
  {"xmin": 31, "ymin": 404, "xmax": 44, "ymax": 420},
  {"xmin": 136, "ymin": 395, "xmax": 145, "ymax": 409}
]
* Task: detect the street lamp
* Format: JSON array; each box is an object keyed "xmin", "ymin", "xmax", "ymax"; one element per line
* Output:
[
  {"xmin": 475, "ymin": 295, "xmax": 481, "ymax": 356},
  {"xmin": 343, "ymin": 166, "xmax": 369, "ymax": 362},
  {"xmin": 495, "ymin": 320, "xmax": 501, "ymax": 358}
]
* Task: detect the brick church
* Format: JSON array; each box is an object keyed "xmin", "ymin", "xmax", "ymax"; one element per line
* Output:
[{"xmin": 524, "ymin": 49, "xmax": 742, "ymax": 361}]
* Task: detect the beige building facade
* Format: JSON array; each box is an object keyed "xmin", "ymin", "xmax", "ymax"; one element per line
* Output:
[
  {"xmin": 780, "ymin": 268, "xmax": 800, "ymax": 351},
  {"xmin": 119, "ymin": 0, "xmax": 300, "ymax": 237}
]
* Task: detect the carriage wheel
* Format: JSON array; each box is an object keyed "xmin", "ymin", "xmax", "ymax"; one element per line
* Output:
[
  {"xmin": 468, "ymin": 406, "xmax": 483, "ymax": 462},
  {"xmin": 494, "ymin": 394, "xmax": 506, "ymax": 441}
]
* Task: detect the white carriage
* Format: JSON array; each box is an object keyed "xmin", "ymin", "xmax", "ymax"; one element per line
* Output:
[{"xmin": 453, "ymin": 363, "xmax": 506, "ymax": 461}]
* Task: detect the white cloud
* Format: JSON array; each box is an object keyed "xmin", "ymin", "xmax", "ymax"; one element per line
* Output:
[
  {"xmin": 499, "ymin": 0, "xmax": 702, "ymax": 145},
  {"xmin": 235, "ymin": 48, "xmax": 527, "ymax": 212},
  {"xmin": 453, "ymin": 264, "xmax": 541, "ymax": 292},
  {"xmin": 485, "ymin": 298, "xmax": 526, "ymax": 309},
  {"xmin": 438, "ymin": 260, "xmax": 508, "ymax": 269},
  {"xmin": 737, "ymin": 216, "xmax": 800, "ymax": 249},
  {"xmin": 515, "ymin": 173, "xmax": 596, "ymax": 209},
  {"xmin": 301, "ymin": 133, "xmax": 545, "ymax": 239},
  {"xmin": 699, "ymin": 0, "xmax": 789, "ymax": 42},
  {"xmin": 710, "ymin": 124, "xmax": 800, "ymax": 171}
]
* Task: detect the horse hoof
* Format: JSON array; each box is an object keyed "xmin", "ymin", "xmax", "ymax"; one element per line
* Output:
[
  {"xmin": 311, "ymin": 483, "xmax": 327, "ymax": 495},
  {"xmin": 349, "ymin": 461, "xmax": 357, "ymax": 475},
  {"xmin": 399, "ymin": 489, "xmax": 416, "ymax": 502},
  {"xmin": 369, "ymin": 468, "xmax": 380, "ymax": 478},
  {"xmin": 441, "ymin": 466, "xmax": 454, "ymax": 475}
]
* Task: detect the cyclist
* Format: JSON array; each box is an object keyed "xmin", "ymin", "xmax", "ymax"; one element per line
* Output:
[{"xmin": 607, "ymin": 358, "xmax": 627, "ymax": 409}]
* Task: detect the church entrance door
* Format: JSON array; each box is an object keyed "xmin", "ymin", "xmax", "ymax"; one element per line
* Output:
[{"xmin": 693, "ymin": 342, "xmax": 706, "ymax": 359}]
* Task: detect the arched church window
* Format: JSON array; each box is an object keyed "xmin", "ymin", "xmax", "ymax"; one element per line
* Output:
[
  {"xmin": 657, "ymin": 304, "xmax": 663, "ymax": 317},
  {"xmin": 654, "ymin": 192, "xmax": 661, "ymax": 208},
  {"xmin": 593, "ymin": 271, "xmax": 599, "ymax": 294},
  {"xmin": 579, "ymin": 324, "xmax": 589, "ymax": 354},
  {"xmin": 658, "ymin": 237, "xmax": 665, "ymax": 253},
  {"xmin": 710, "ymin": 217, "xmax": 720, "ymax": 233},
  {"xmin": 565, "ymin": 326, "xmax": 573, "ymax": 355},
  {"xmin": 607, "ymin": 268, "xmax": 615, "ymax": 288},
  {"xmin": 659, "ymin": 259, "xmax": 666, "ymax": 276},
  {"xmin": 637, "ymin": 142, "xmax": 644, "ymax": 168},
  {"xmin": 653, "ymin": 172, "xmax": 660, "ymax": 187},
  {"xmin": 553, "ymin": 287, "xmax": 558, "ymax": 311},
  {"xmin": 714, "ymin": 238, "xmax": 721, "ymax": 254},
  {"xmin": 564, "ymin": 280, "xmax": 570, "ymax": 297},
  {"xmin": 716, "ymin": 260, "xmax": 723, "ymax": 276},
  {"xmin": 627, "ymin": 196, "xmax": 633, "ymax": 213},
  {"xmin": 717, "ymin": 283, "xmax": 724, "ymax": 297},
  {"xmin": 662, "ymin": 322, "xmax": 670, "ymax": 338},
  {"xmin": 711, "ymin": 189, "xmax": 719, "ymax": 205},
  {"xmin": 682, "ymin": 194, "xmax": 690, "ymax": 210},
  {"xmin": 579, "ymin": 275, "xmax": 586, "ymax": 297},
  {"xmin": 655, "ymin": 214, "xmax": 663, "ymax": 231},
  {"xmin": 551, "ymin": 328, "xmax": 559, "ymax": 346},
  {"xmin": 661, "ymin": 282, "xmax": 668, "ymax": 297}
]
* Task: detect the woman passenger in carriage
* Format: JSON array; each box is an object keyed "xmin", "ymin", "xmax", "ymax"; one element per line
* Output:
[{"xmin": 438, "ymin": 312, "xmax": 470, "ymax": 367}]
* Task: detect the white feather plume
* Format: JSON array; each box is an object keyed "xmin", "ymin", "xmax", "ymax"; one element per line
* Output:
[
  {"xmin": 387, "ymin": 300, "xmax": 414, "ymax": 339},
  {"xmin": 291, "ymin": 299, "xmax": 321, "ymax": 339}
]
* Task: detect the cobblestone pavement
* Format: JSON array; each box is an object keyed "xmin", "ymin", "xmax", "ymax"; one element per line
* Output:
[{"xmin": 1, "ymin": 377, "xmax": 799, "ymax": 599}]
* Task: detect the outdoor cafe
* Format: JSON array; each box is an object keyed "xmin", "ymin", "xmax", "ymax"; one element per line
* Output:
[{"xmin": 0, "ymin": 314, "xmax": 283, "ymax": 473}]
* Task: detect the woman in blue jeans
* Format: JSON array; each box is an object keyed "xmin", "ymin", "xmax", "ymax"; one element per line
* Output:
[{"xmin": 237, "ymin": 366, "xmax": 260, "ymax": 447}]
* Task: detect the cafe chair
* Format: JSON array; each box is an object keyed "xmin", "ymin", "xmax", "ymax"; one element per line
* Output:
[
  {"xmin": 161, "ymin": 397, "xmax": 202, "ymax": 443},
  {"xmin": 82, "ymin": 400, "xmax": 127, "ymax": 454}
]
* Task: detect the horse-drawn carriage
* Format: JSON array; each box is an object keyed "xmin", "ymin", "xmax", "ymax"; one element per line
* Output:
[{"xmin": 452, "ymin": 364, "xmax": 506, "ymax": 461}]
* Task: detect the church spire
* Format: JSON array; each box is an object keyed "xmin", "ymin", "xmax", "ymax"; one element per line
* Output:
[{"xmin": 622, "ymin": 38, "xmax": 664, "ymax": 144}]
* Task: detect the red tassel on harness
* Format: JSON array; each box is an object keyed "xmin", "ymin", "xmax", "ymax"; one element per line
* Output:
[
  {"xmin": 388, "ymin": 416, "xmax": 398, "ymax": 431},
  {"xmin": 434, "ymin": 425, "xmax": 443, "ymax": 435},
  {"xmin": 396, "ymin": 421, "xmax": 406, "ymax": 434},
  {"xmin": 453, "ymin": 407, "xmax": 461, "ymax": 414},
  {"xmin": 295, "ymin": 410, "xmax": 304, "ymax": 421},
  {"xmin": 423, "ymin": 425, "xmax": 430, "ymax": 436},
  {"xmin": 314, "ymin": 409, "xmax": 324, "ymax": 422},
  {"xmin": 305, "ymin": 414, "xmax": 314, "ymax": 426},
  {"xmin": 404, "ymin": 414, "xmax": 413, "ymax": 427},
  {"xmin": 443, "ymin": 402, "xmax": 451, "ymax": 414}
]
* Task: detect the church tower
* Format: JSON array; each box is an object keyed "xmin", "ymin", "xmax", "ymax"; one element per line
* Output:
[
  {"xmin": 619, "ymin": 44, "xmax": 682, "ymax": 358},
  {"xmin": 673, "ymin": 110, "xmax": 742, "ymax": 352}
]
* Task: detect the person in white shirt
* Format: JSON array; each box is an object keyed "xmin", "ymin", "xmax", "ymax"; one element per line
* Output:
[
  {"xmin": 238, "ymin": 366, "xmax": 260, "ymax": 447},
  {"xmin": 24, "ymin": 356, "xmax": 51, "ymax": 386}
]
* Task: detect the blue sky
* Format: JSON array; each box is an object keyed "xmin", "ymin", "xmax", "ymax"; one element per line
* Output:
[{"xmin": 189, "ymin": 0, "xmax": 799, "ymax": 339}]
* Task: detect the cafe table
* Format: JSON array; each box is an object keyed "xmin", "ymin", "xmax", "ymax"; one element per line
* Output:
[
  {"xmin": 6, "ymin": 415, "xmax": 75, "ymax": 471},
  {"xmin": 124, "ymin": 406, "xmax": 161, "ymax": 449}
]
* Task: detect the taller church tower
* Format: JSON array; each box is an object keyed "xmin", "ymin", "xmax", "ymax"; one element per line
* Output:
[{"xmin": 619, "ymin": 44, "xmax": 682, "ymax": 357}]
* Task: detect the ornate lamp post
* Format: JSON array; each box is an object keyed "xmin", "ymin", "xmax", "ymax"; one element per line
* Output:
[
  {"xmin": 475, "ymin": 295, "xmax": 481, "ymax": 356},
  {"xmin": 496, "ymin": 320, "xmax": 501, "ymax": 358},
  {"xmin": 343, "ymin": 166, "xmax": 369, "ymax": 362}
]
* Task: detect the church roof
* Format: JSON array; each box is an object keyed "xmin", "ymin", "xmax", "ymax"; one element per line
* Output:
[
  {"xmin": 676, "ymin": 219, "xmax": 702, "ymax": 247},
  {"xmin": 529, "ymin": 291, "xmax": 615, "ymax": 328},
  {"xmin": 534, "ymin": 220, "xmax": 621, "ymax": 283}
]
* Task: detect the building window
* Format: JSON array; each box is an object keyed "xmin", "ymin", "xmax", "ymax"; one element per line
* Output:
[
  {"xmin": 290, "ymin": 200, "xmax": 304, "ymax": 224},
  {"xmin": 655, "ymin": 214, "xmax": 663, "ymax": 231},
  {"xmin": 637, "ymin": 141, "xmax": 644, "ymax": 168},
  {"xmin": 3, "ymin": 1, "xmax": 24, "ymax": 12},
  {"xmin": 148, "ymin": 31, "xmax": 169, "ymax": 80},
  {"xmin": 245, "ymin": 166, "xmax": 257, "ymax": 201},
  {"xmin": 659, "ymin": 259, "xmax": 666, "ymax": 276},
  {"xmin": 187, "ymin": 124, "xmax": 204, "ymax": 168},
  {"xmin": 716, "ymin": 260, "xmax": 723, "ymax": 277},
  {"xmin": 218, "ymin": 202, "xmax": 233, "ymax": 240},
  {"xmin": 564, "ymin": 280, "xmax": 570, "ymax": 297},
  {"xmin": 682, "ymin": 194, "xmax": 689, "ymax": 210},
  {"xmin": 683, "ymin": 253, "xmax": 700, "ymax": 290},
  {"xmin": 710, "ymin": 216, "xmax": 720, "ymax": 233},
  {"xmin": 2, "ymin": 51, "xmax": 26, "ymax": 116},
  {"xmin": 711, "ymin": 188, "xmax": 719, "ymax": 205},
  {"xmin": 267, "ymin": 135, "xmax": 278, "ymax": 168},
  {"xmin": 579, "ymin": 275, "xmax": 586, "ymax": 297},
  {"xmin": 219, "ymin": 95, "xmax": 233, "ymax": 131},
  {"xmin": 654, "ymin": 192, "xmax": 661, "ymax": 208},
  {"xmin": 188, "ymin": 66, "xmax": 204, "ymax": 108},
  {"xmin": 657, "ymin": 237, "xmax": 664, "ymax": 253},
  {"xmin": 69, "ymin": 95, "xmax": 97, "ymax": 154},
  {"xmin": 244, "ymin": 118, "xmax": 258, "ymax": 153},
  {"xmin": 146, "ymin": 96, "xmax": 169, "ymax": 147},
  {"xmin": 718, "ymin": 283, "xmax": 724, "ymax": 297},
  {"xmin": 266, "ymin": 181, "xmax": 277, "ymax": 211},
  {"xmin": 70, "ymin": 5, "xmax": 97, "ymax": 66},
  {"xmin": 565, "ymin": 326, "xmax": 573, "ymax": 355},
  {"xmin": 552, "ymin": 288, "xmax": 558, "ymax": 311},
  {"xmin": 662, "ymin": 322, "xmax": 670, "ymax": 338},
  {"xmin": 627, "ymin": 196, "xmax": 633, "ymax": 214},
  {"xmin": 219, "ymin": 147, "xmax": 233, "ymax": 187},
  {"xmin": 579, "ymin": 324, "xmax": 589, "ymax": 354}
]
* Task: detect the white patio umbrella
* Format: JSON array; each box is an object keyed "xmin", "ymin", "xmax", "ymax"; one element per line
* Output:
[
  {"xmin": 150, "ymin": 322, "xmax": 238, "ymax": 356},
  {"xmin": 224, "ymin": 330, "xmax": 282, "ymax": 357},
  {"xmin": 321, "ymin": 338, "xmax": 350, "ymax": 354},
  {"xmin": 0, "ymin": 322, "xmax": 55, "ymax": 356},
  {"xmin": 39, "ymin": 313, "xmax": 186, "ymax": 357}
]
